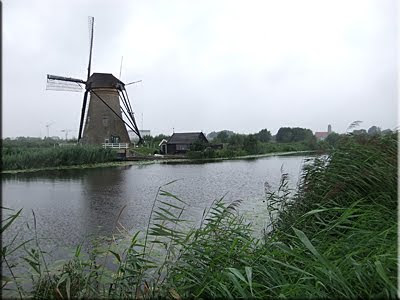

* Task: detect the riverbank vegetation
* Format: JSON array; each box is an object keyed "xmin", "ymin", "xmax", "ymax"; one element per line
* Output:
[
  {"xmin": 3, "ymin": 126, "xmax": 391, "ymax": 171},
  {"xmin": 187, "ymin": 127, "xmax": 318, "ymax": 159},
  {"xmin": 187, "ymin": 126, "xmax": 394, "ymax": 159},
  {"xmin": 2, "ymin": 132, "xmax": 397, "ymax": 298},
  {"xmin": 2, "ymin": 138, "xmax": 116, "ymax": 171},
  {"xmin": 132, "ymin": 128, "xmax": 318, "ymax": 158}
]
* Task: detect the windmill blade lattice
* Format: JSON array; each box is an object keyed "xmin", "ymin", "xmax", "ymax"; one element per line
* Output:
[{"xmin": 46, "ymin": 77, "xmax": 84, "ymax": 92}]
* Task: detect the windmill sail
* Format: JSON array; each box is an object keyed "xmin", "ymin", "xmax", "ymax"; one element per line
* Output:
[
  {"xmin": 86, "ymin": 16, "xmax": 94, "ymax": 82},
  {"xmin": 78, "ymin": 16, "xmax": 95, "ymax": 140},
  {"xmin": 46, "ymin": 75, "xmax": 85, "ymax": 92}
]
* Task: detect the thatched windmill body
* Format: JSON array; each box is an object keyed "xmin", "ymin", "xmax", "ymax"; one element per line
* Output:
[{"xmin": 46, "ymin": 17, "xmax": 142, "ymax": 146}]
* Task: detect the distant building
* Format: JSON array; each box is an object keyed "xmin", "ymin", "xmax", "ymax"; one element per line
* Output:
[
  {"xmin": 165, "ymin": 132, "xmax": 208, "ymax": 154},
  {"xmin": 128, "ymin": 129, "xmax": 151, "ymax": 142},
  {"xmin": 315, "ymin": 124, "xmax": 332, "ymax": 141},
  {"xmin": 159, "ymin": 139, "xmax": 168, "ymax": 154},
  {"xmin": 315, "ymin": 132, "xmax": 329, "ymax": 141}
]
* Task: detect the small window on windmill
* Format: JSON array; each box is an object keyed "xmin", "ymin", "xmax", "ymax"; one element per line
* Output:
[
  {"xmin": 102, "ymin": 115, "xmax": 109, "ymax": 127},
  {"xmin": 110, "ymin": 135, "xmax": 120, "ymax": 143}
]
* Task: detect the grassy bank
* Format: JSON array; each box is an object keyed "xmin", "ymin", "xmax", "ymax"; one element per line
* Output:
[
  {"xmin": 1, "ymin": 161, "xmax": 152, "ymax": 174},
  {"xmin": 2, "ymin": 136, "xmax": 316, "ymax": 172},
  {"xmin": 2, "ymin": 150, "xmax": 313, "ymax": 174},
  {"xmin": 2, "ymin": 133, "xmax": 397, "ymax": 298},
  {"xmin": 187, "ymin": 141, "xmax": 315, "ymax": 159},
  {"xmin": 2, "ymin": 145, "xmax": 117, "ymax": 171}
]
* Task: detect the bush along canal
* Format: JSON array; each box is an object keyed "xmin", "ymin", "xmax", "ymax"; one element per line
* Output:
[{"xmin": 1, "ymin": 133, "xmax": 397, "ymax": 299}]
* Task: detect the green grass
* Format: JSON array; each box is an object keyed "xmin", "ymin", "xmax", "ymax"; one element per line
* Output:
[
  {"xmin": 2, "ymin": 145, "xmax": 117, "ymax": 171},
  {"xmin": 131, "ymin": 146, "xmax": 158, "ymax": 156},
  {"xmin": 2, "ymin": 133, "xmax": 397, "ymax": 298}
]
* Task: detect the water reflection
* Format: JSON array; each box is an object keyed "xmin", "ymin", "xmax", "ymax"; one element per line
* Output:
[
  {"xmin": 3, "ymin": 155, "xmax": 312, "ymax": 253},
  {"xmin": 80, "ymin": 168, "xmax": 130, "ymax": 237},
  {"xmin": 2, "ymin": 169, "xmax": 86, "ymax": 183}
]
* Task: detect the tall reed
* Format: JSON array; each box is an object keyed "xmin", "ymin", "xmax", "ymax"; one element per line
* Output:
[
  {"xmin": 2, "ymin": 133, "xmax": 397, "ymax": 298},
  {"xmin": 2, "ymin": 146, "xmax": 116, "ymax": 170}
]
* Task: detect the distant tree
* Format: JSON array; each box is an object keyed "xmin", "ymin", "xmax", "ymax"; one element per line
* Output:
[
  {"xmin": 229, "ymin": 133, "xmax": 245, "ymax": 145},
  {"xmin": 243, "ymin": 134, "xmax": 258, "ymax": 154},
  {"xmin": 215, "ymin": 131, "xmax": 229, "ymax": 143},
  {"xmin": 382, "ymin": 129, "xmax": 393, "ymax": 135},
  {"xmin": 206, "ymin": 131, "xmax": 218, "ymax": 140},
  {"xmin": 276, "ymin": 127, "xmax": 315, "ymax": 144},
  {"xmin": 256, "ymin": 129, "xmax": 272, "ymax": 143},
  {"xmin": 368, "ymin": 126, "xmax": 381, "ymax": 136},
  {"xmin": 276, "ymin": 127, "xmax": 293, "ymax": 143},
  {"xmin": 154, "ymin": 134, "xmax": 169, "ymax": 140},
  {"xmin": 352, "ymin": 129, "xmax": 367, "ymax": 135},
  {"xmin": 325, "ymin": 132, "xmax": 341, "ymax": 147},
  {"xmin": 291, "ymin": 128, "xmax": 304, "ymax": 142},
  {"xmin": 291, "ymin": 127, "xmax": 313, "ymax": 142},
  {"xmin": 305, "ymin": 135, "xmax": 318, "ymax": 149},
  {"xmin": 143, "ymin": 135, "xmax": 153, "ymax": 143},
  {"xmin": 209, "ymin": 130, "xmax": 235, "ymax": 142}
]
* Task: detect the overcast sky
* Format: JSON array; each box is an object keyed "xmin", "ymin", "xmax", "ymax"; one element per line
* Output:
[{"xmin": 3, "ymin": 0, "xmax": 398, "ymax": 138}]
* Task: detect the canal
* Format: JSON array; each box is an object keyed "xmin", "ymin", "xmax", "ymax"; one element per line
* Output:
[{"xmin": 2, "ymin": 154, "xmax": 312, "ymax": 258}]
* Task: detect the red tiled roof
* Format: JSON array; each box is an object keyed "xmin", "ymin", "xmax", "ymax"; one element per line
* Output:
[{"xmin": 315, "ymin": 132, "xmax": 329, "ymax": 139}]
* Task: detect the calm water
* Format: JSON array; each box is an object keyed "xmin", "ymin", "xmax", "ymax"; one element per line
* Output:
[{"xmin": 3, "ymin": 155, "xmax": 310, "ymax": 255}]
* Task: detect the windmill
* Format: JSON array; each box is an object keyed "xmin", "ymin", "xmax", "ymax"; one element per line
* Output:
[
  {"xmin": 60, "ymin": 129, "xmax": 75, "ymax": 140},
  {"xmin": 46, "ymin": 16, "xmax": 142, "ymax": 146}
]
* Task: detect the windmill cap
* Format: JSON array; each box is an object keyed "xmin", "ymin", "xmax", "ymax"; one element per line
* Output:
[{"xmin": 87, "ymin": 73, "xmax": 124, "ymax": 90}]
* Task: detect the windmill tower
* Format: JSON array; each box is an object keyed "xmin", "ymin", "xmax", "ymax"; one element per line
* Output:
[{"xmin": 46, "ymin": 17, "xmax": 142, "ymax": 146}]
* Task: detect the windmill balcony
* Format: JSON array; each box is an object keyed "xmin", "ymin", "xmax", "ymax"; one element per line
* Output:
[{"xmin": 102, "ymin": 143, "xmax": 129, "ymax": 149}]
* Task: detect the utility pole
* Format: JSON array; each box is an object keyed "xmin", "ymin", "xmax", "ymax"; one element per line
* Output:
[
  {"xmin": 60, "ymin": 129, "xmax": 74, "ymax": 140},
  {"xmin": 45, "ymin": 122, "xmax": 54, "ymax": 138}
]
